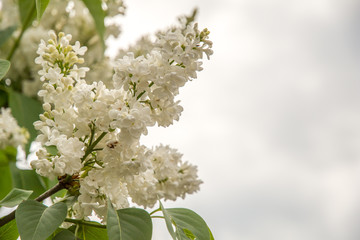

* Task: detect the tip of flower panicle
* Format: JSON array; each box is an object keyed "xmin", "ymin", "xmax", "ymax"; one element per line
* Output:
[
  {"xmin": 48, "ymin": 30, "xmax": 57, "ymax": 40},
  {"xmin": 35, "ymin": 30, "xmax": 90, "ymax": 88}
]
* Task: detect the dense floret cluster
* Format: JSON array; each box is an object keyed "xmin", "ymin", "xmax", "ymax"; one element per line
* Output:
[
  {"xmin": 30, "ymin": 22, "xmax": 212, "ymax": 220},
  {"xmin": 0, "ymin": 107, "xmax": 29, "ymax": 149}
]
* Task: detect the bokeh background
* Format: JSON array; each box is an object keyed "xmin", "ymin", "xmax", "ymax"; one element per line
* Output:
[{"xmin": 109, "ymin": 0, "xmax": 360, "ymax": 239}]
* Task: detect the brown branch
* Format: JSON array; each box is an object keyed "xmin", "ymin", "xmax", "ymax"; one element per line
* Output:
[
  {"xmin": 35, "ymin": 181, "xmax": 65, "ymax": 202},
  {"xmin": 0, "ymin": 180, "xmax": 67, "ymax": 227}
]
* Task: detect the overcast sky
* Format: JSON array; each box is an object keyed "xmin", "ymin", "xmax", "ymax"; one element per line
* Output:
[{"xmin": 109, "ymin": 0, "xmax": 360, "ymax": 239}]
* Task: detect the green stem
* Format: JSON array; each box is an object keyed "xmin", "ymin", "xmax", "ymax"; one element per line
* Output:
[
  {"xmin": 92, "ymin": 148, "xmax": 103, "ymax": 151},
  {"xmin": 7, "ymin": 3, "xmax": 36, "ymax": 61},
  {"xmin": 64, "ymin": 218, "xmax": 106, "ymax": 229},
  {"xmin": 88, "ymin": 123, "xmax": 95, "ymax": 146},
  {"xmin": 81, "ymin": 131, "xmax": 107, "ymax": 162},
  {"xmin": 136, "ymin": 90, "xmax": 146, "ymax": 100},
  {"xmin": 150, "ymin": 207, "xmax": 161, "ymax": 216},
  {"xmin": 75, "ymin": 223, "xmax": 80, "ymax": 238}
]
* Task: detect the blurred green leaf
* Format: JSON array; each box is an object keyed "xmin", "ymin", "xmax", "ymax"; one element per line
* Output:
[
  {"xmin": 0, "ymin": 151, "xmax": 7, "ymax": 166},
  {"xmin": 0, "ymin": 59, "xmax": 10, "ymax": 80},
  {"xmin": 0, "ymin": 147, "xmax": 16, "ymax": 200},
  {"xmin": 2, "ymin": 146, "xmax": 17, "ymax": 162},
  {"xmin": 36, "ymin": 0, "xmax": 50, "ymax": 21},
  {"xmin": 0, "ymin": 26, "xmax": 17, "ymax": 47},
  {"xmin": 18, "ymin": 0, "xmax": 36, "ymax": 30},
  {"xmin": 9, "ymin": 162, "xmax": 46, "ymax": 199},
  {"xmin": 42, "ymin": 176, "xmax": 67, "ymax": 200},
  {"xmin": 81, "ymin": 0, "xmax": 106, "ymax": 49},
  {"xmin": 0, "ymin": 188, "xmax": 33, "ymax": 207},
  {"xmin": 8, "ymin": 89, "xmax": 43, "ymax": 154},
  {"xmin": 0, "ymin": 89, "xmax": 8, "ymax": 108},
  {"xmin": 0, "ymin": 146, "xmax": 16, "ymax": 167},
  {"xmin": 0, "ymin": 220, "xmax": 19, "ymax": 240},
  {"xmin": 16, "ymin": 201, "xmax": 67, "ymax": 240},
  {"xmin": 0, "ymin": 164, "xmax": 13, "ymax": 200}
]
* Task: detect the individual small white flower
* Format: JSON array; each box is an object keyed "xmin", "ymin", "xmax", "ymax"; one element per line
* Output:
[
  {"xmin": 57, "ymin": 137, "xmax": 85, "ymax": 159},
  {"xmin": 31, "ymin": 148, "xmax": 56, "ymax": 178},
  {"xmin": 72, "ymin": 41, "xmax": 87, "ymax": 55},
  {"xmin": 44, "ymin": 67, "xmax": 63, "ymax": 85}
]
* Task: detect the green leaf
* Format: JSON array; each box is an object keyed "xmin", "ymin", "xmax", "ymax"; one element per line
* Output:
[
  {"xmin": 0, "ymin": 146, "xmax": 17, "ymax": 167},
  {"xmin": 9, "ymin": 162, "xmax": 47, "ymax": 199},
  {"xmin": 76, "ymin": 224, "xmax": 108, "ymax": 240},
  {"xmin": 3, "ymin": 146, "xmax": 17, "ymax": 161},
  {"xmin": 0, "ymin": 164, "xmax": 13, "ymax": 200},
  {"xmin": 18, "ymin": 0, "xmax": 36, "ymax": 30},
  {"xmin": 81, "ymin": 0, "xmax": 106, "ymax": 49},
  {"xmin": 0, "ymin": 59, "xmax": 10, "ymax": 80},
  {"xmin": 0, "ymin": 188, "xmax": 33, "ymax": 207},
  {"xmin": 35, "ymin": 0, "xmax": 50, "ymax": 21},
  {"xmin": 45, "ymin": 228, "xmax": 62, "ymax": 240},
  {"xmin": 8, "ymin": 89, "xmax": 43, "ymax": 154},
  {"xmin": 0, "ymin": 26, "xmax": 17, "ymax": 47},
  {"xmin": 107, "ymin": 200, "xmax": 121, "ymax": 239},
  {"xmin": 16, "ymin": 200, "xmax": 67, "ymax": 240},
  {"xmin": 0, "ymin": 89, "xmax": 8, "ymax": 107},
  {"xmin": 159, "ymin": 201, "xmax": 176, "ymax": 240},
  {"xmin": 0, "ymin": 151, "xmax": 7, "ymax": 166},
  {"xmin": 0, "ymin": 220, "xmax": 19, "ymax": 240},
  {"xmin": 209, "ymin": 226, "xmax": 215, "ymax": 240},
  {"xmin": 0, "ymin": 147, "xmax": 16, "ymax": 201},
  {"xmin": 165, "ymin": 208, "xmax": 211, "ymax": 240},
  {"xmin": 182, "ymin": 229, "xmax": 196, "ymax": 240},
  {"xmin": 107, "ymin": 200, "xmax": 152, "ymax": 240},
  {"xmin": 51, "ymin": 229, "xmax": 76, "ymax": 240}
]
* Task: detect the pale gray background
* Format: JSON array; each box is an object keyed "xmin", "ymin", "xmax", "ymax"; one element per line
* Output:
[{"xmin": 109, "ymin": 0, "xmax": 360, "ymax": 239}]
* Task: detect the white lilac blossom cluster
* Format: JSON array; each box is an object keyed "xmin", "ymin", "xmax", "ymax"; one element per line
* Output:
[
  {"xmin": 31, "ymin": 22, "xmax": 212, "ymax": 220},
  {"xmin": 0, "ymin": 108, "xmax": 29, "ymax": 149},
  {"xmin": 0, "ymin": 0, "xmax": 125, "ymax": 96}
]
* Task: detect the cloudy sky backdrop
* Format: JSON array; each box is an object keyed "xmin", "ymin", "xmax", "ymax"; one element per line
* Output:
[{"xmin": 109, "ymin": 0, "xmax": 360, "ymax": 239}]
